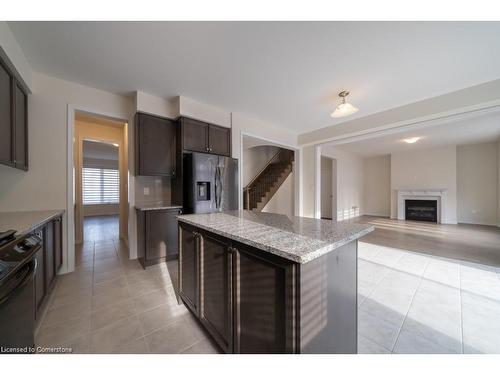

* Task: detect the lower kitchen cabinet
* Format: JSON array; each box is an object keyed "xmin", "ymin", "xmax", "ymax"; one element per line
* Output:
[
  {"xmin": 179, "ymin": 223, "xmax": 199, "ymax": 314},
  {"xmin": 199, "ymin": 232, "xmax": 233, "ymax": 352},
  {"xmin": 32, "ymin": 214, "xmax": 63, "ymax": 320},
  {"xmin": 136, "ymin": 207, "xmax": 181, "ymax": 268},
  {"xmin": 178, "ymin": 223, "xmax": 296, "ymax": 354}
]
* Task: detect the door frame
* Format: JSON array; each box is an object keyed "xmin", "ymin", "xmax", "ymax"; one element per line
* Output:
[{"xmin": 66, "ymin": 104, "xmax": 133, "ymax": 273}]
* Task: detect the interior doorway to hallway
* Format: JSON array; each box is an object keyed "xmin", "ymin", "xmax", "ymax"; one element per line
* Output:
[{"xmin": 73, "ymin": 112, "xmax": 128, "ymax": 246}]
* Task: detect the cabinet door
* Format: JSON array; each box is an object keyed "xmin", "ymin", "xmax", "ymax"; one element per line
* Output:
[
  {"xmin": 208, "ymin": 124, "xmax": 231, "ymax": 156},
  {"xmin": 0, "ymin": 63, "xmax": 13, "ymax": 166},
  {"xmin": 179, "ymin": 223, "xmax": 198, "ymax": 314},
  {"xmin": 137, "ymin": 113, "xmax": 176, "ymax": 176},
  {"xmin": 44, "ymin": 221, "xmax": 56, "ymax": 290},
  {"xmin": 33, "ymin": 236, "xmax": 45, "ymax": 315},
  {"xmin": 182, "ymin": 117, "xmax": 208, "ymax": 153},
  {"xmin": 233, "ymin": 244, "xmax": 296, "ymax": 353},
  {"xmin": 199, "ymin": 233, "xmax": 232, "ymax": 352},
  {"xmin": 14, "ymin": 83, "xmax": 27, "ymax": 170},
  {"xmin": 145, "ymin": 209, "xmax": 179, "ymax": 262},
  {"xmin": 54, "ymin": 217, "xmax": 63, "ymax": 271}
]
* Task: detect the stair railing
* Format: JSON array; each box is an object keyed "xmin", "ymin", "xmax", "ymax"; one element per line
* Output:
[{"xmin": 243, "ymin": 149, "xmax": 294, "ymax": 210}]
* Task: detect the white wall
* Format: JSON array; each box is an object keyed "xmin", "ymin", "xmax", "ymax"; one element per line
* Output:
[
  {"xmin": 321, "ymin": 146, "xmax": 364, "ymax": 221},
  {"xmin": 498, "ymin": 139, "xmax": 500, "ymax": 226},
  {"xmin": 391, "ymin": 145, "xmax": 458, "ymax": 224},
  {"xmin": 262, "ymin": 173, "xmax": 294, "ymax": 217},
  {"xmin": 457, "ymin": 142, "xmax": 499, "ymax": 225},
  {"xmin": 135, "ymin": 91, "xmax": 179, "ymax": 119},
  {"xmin": 363, "ymin": 155, "xmax": 391, "ymax": 217}
]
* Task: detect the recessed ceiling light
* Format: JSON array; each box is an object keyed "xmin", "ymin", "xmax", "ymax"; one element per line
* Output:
[
  {"xmin": 331, "ymin": 91, "xmax": 359, "ymax": 118},
  {"xmin": 403, "ymin": 137, "xmax": 420, "ymax": 144}
]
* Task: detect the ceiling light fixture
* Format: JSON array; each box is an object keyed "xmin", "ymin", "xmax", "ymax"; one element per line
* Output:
[
  {"xmin": 403, "ymin": 137, "xmax": 420, "ymax": 144},
  {"xmin": 331, "ymin": 91, "xmax": 359, "ymax": 118},
  {"xmin": 112, "ymin": 143, "xmax": 119, "ymax": 147}
]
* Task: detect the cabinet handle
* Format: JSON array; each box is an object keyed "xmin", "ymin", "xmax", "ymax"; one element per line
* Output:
[
  {"xmin": 227, "ymin": 247, "xmax": 235, "ymax": 254},
  {"xmin": 206, "ymin": 147, "xmax": 210, "ymax": 152},
  {"xmin": 172, "ymin": 169, "xmax": 176, "ymax": 176}
]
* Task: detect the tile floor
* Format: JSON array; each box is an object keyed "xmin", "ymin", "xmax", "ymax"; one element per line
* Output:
[
  {"xmin": 357, "ymin": 242, "xmax": 500, "ymax": 354},
  {"xmin": 35, "ymin": 238, "xmax": 220, "ymax": 354}
]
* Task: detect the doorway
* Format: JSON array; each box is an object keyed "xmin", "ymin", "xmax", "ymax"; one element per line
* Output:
[
  {"xmin": 73, "ymin": 112, "xmax": 128, "ymax": 247},
  {"xmin": 321, "ymin": 156, "xmax": 337, "ymax": 220}
]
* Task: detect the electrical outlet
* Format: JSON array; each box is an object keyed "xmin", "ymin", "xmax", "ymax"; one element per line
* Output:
[{"xmin": 144, "ymin": 187, "xmax": 150, "ymax": 196}]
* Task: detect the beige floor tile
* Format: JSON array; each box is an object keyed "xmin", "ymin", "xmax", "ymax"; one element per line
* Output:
[
  {"xmin": 36, "ymin": 316, "xmax": 90, "ymax": 347},
  {"xmin": 138, "ymin": 302, "xmax": 189, "ymax": 334},
  {"xmin": 43, "ymin": 300, "xmax": 91, "ymax": 326},
  {"xmin": 112, "ymin": 338, "xmax": 150, "ymax": 354},
  {"xmin": 132, "ymin": 287, "xmax": 178, "ymax": 314},
  {"xmin": 93, "ymin": 268, "xmax": 125, "ymax": 284},
  {"xmin": 93, "ymin": 277, "xmax": 128, "ymax": 296},
  {"xmin": 90, "ymin": 316, "xmax": 143, "ymax": 353},
  {"xmin": 91, "ymin": 299, "xmax": 137, "ymax": 331},
  {"xmin": 91, "ymin": 285, "xmax": 131, "ymax": 310},
  {"xmin": 145, "ymin": 316, "xmax": 206, "ymax": 354},
  {"xmin": 182, "ymin": 338, "xmax": 221, "ymax": 354}
]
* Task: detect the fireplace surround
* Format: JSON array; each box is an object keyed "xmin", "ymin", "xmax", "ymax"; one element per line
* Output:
[{"xmin": 397, "ymin": 189, "xmax": 447, "ymax": 223}]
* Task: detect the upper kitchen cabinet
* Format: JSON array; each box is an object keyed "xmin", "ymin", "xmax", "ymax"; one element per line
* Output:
[
  {"xmin": 179, "ymin": 117, "xmax": 231, "ymax": 157},
  {"xmin": 135, "ymin": 112, "xmax": 177, "ymax": 177},
  {"xmin": 0, "ymin": 55, "xmax": 29, "ymax": 171}
]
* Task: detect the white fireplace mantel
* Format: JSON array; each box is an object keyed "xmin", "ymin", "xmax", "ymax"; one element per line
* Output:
[{"xmin": 397, "ymin": 189, "xmax": 447, "ymax": 223}]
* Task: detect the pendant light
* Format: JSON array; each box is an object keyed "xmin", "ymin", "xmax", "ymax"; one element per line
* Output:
[{"xmin": 331, "ymin": 91, "xmax": 359, "ymax": 118}]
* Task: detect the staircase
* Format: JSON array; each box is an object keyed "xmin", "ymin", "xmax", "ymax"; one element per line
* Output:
[{"xmin": 243, "ymin": 149, "xmax": 294, "ymax": 211}]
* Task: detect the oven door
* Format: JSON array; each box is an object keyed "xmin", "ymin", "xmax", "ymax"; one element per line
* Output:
[{"xmin": 0, "ymin": 258, "xmax": 37, "ymax": 352}]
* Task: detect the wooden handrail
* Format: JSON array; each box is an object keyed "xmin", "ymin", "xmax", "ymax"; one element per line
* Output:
[{"xmin": 243, "ymin": 149, "xmax": 293, "ymax": 191}]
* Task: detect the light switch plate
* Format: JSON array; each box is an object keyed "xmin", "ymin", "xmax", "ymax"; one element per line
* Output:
[{"xmin": 144, "ymin": 187, "xmax": 150, "ymax": 195}]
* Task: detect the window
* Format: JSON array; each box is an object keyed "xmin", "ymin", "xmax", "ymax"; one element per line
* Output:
[{"xmin": 83, "ymin": 167, "xmax": 119, "ymax": 205}]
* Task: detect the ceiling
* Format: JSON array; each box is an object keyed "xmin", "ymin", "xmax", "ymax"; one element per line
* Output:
[
  {"xmin": 8, "ymin": 21, "xmax": 500, "ymax": 133},
  {"xmin": 83, "ymin": 140, "xmax": 119, "ymax": 161},
  {"xmin": 332, "ymin": 110, "xmax": 500, "ymax": 157}
]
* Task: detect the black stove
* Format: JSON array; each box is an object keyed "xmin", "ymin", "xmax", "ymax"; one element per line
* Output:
[{"xmin": 0, "ymin": 229, "xmax": 42, "ymax": 351}]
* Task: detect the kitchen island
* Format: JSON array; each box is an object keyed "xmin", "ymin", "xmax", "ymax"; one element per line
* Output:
[{"xmin": 177, "ymin": 211, "xmax": 374, "ymax": 354}]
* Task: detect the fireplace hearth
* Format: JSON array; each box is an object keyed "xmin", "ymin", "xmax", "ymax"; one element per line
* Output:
[{"xmin": 405, "ymin": 199, "xmax": 438, "ymax": 223}]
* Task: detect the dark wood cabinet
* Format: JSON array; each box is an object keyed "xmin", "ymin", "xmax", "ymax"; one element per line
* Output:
[
  {"xmin": 208, "ymin": 124, "xmax": 231, "ymax": 156},
  {"xmin": 14, "ymin": 83, "xmax": 28, "ymax": 170},
  {"xmin": 181, "ymin": 117, "xmax": 209, "ymax": 153},
  {"xmin": 178, "ymin": 223, "xmax": 296, "ymax": 353},
  {"xmin": 179, "ymin": 223, "xmax": 199, "ymax": 314},
  {"xmin": 136, "ymin": 208, "xmax": 181, "ymax": 268},
  {"xmin": 135, "ymin": 112, "xmax": 176, "ymax": 177},
  {"xmin": 179, "ymin": 117, "xmax": 231, "ymax": 156},
  {"xmin": 0, "ymin": 54, "xmax": 29, "ymax": 171},
  {"xmin": 232, "ymin": 244, "xmax": 295, "ymax": 354},
  {"xmin": 32, "ymin": 214, "xmax": 63, "ymax": 321},
  {"xmin": 33, "ymin": 235, "xmax": 45, "ymax": 313},
  {"xmin": 199, "ymin": 232, "xmax": 233, "ymax": 352},
  {"xmin": 0, "ymin": 62, "xmax": 13, "ymax": 167}
]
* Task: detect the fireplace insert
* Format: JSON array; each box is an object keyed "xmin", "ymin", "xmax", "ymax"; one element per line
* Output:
[{"xmin": 405, "ymin": 199, "xmax": 437, "ymax": 222}]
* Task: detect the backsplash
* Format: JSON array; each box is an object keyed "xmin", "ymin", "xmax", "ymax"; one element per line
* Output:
[{"xmin": 135, "ymin": 176, "xmax": 171, "ymax": 205}]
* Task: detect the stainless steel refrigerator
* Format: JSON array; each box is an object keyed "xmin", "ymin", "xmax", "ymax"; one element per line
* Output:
[{"xmin": 183, "ymin": 152, "xmax": 238, "ymax": 214}]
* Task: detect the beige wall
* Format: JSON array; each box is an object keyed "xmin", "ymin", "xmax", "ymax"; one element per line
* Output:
[
  {"xmin": 363, "ymin": 155, "xmax": 391, "ymax": 217},
  {"xmin": 321, "ymin": 146, "xmax": 364, "ymax": 221},
  {"xmin": 74, "ymin": 119, "xmax": 128, "ymax": 244},
  {"xmin": 299, "ymin": 145, "xmax": 317, "ymax": 218},
  {"xmin": 457, "ymin": 142, "xmax": 499, "ymax": 226},
  {"xmin": 498, "ymin": 139, "xmax": 500, "ymax": 227},
  {"xmin": 320, "ymin": 157, "xmax": 333, "ymax": 219},
  {"xmin": 391, "ymin": 145, "xmax": 458, "ymax": 224},
  {"xmin": 242, "ymin": 145, "xmax": 280, "ymax": 186},
  {"xmin": 262, "ymin": 173, "xmax": 294, "ymax": 217}
]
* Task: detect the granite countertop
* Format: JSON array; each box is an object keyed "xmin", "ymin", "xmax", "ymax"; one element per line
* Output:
[
  {"xmin": 0, "ymin": 210, "xmax": 65, "ymax": 237},
  {"xmin": 177, "ymin": 211, "xmax": 374, "ymax": 264},
  {"xmin": 135, "ymin": 203, "xmax": 183, "ymax": 211}
]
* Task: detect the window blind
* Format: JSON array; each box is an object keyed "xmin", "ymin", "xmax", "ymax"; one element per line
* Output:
[{"xmin": 83, "ymin": 167, "xmax": 119, "ymax": 205}]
